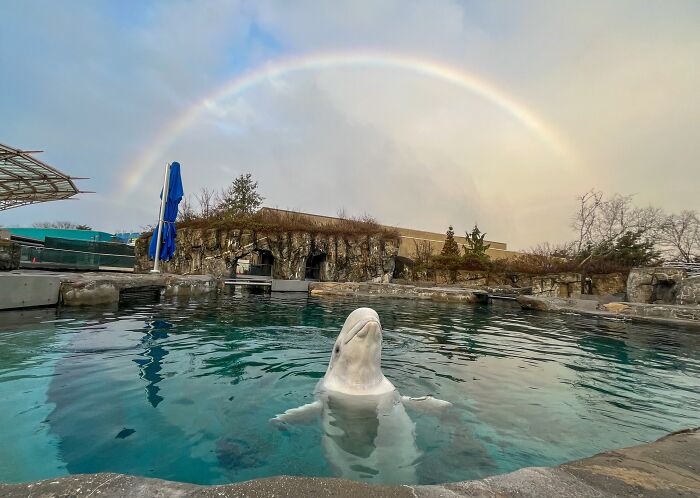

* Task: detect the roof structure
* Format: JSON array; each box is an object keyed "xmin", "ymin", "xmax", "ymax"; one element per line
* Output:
[{"xmin": 0, "ymin": 142, "xmax": 83, "ymax": 211}]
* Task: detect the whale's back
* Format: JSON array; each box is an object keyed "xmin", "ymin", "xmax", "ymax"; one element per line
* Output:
[{"xmin": 320, "ymin": 391, "xmax": 420, "ymax": 484}]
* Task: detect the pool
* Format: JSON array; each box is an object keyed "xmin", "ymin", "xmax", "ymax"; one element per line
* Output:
[{"xmin": 1, "ymin": 294, "xmax": 698, "ymax": 485}]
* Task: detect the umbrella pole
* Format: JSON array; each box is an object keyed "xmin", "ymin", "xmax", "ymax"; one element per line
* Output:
[{"xmin": 151, "ymin": 162, "xmax": 171, "ymax": 273}]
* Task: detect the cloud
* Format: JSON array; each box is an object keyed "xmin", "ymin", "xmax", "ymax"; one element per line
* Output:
[{"xmin": 1, "ymin": 0, "xmax": 698, "ymax": 249}]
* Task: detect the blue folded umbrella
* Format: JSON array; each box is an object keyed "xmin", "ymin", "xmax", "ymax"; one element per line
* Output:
[{"xmin": 149, "ymin": 162, "xmax": 184, "ymax": 261}]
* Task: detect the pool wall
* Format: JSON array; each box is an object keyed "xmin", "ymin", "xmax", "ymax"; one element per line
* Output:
[{"xmin": 2, "ymin": 428, "xmax": 697, "ymax": 497}]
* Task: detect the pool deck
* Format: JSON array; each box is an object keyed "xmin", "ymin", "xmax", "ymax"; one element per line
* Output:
[
  {"xmin": 0, "ymin": 270, "xmax": 218, "ymax": 309},
  {"xmin": 2, "ymin": 427, "xmax": 697, "ymax": 497}
]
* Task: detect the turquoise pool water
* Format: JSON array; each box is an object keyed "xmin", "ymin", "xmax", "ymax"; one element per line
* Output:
[{"xmin": 0, "ymin": 294, "xmax": 698, "ymax": 485}]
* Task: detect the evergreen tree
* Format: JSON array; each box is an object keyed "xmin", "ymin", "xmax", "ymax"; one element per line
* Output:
[
  {"xmin": 464, "ymin": 224, "xmax": 490, "ymax": 257},
  {"xmin": 441, "ymin": 225, "xmax": 460, "ymax": 257},
  {"xmin": 218, "ymin": 173, "xmax": 264, "ymax": 217}
]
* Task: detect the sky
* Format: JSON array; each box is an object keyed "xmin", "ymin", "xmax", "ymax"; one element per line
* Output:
[{"xmin": 1, "ymin": 0, "xmax": 698, "ymax": 249}]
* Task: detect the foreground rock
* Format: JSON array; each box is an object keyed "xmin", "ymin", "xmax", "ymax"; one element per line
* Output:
[
  {"xmin": 2, "ymin": 428, "xmax": 697, "ymax": 497},
  {"xmin": 517, "ymin": 295, "xmax": 700, "ymax": 326},
  {"xmin": 59, "ymin": 272, "xmax": 218, "ymax": 306},
  {"xmin": 310, "ymin": 282, "xmax": 488, "ymax": 303},
  {"xmin": 1, "ymin": 270, "xmax": 219, "ymax": 308}
]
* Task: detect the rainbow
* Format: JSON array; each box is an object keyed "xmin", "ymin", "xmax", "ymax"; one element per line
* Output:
[{"xmin": 122, "ymin": 51, "xmax": 575, "ymax": 194}]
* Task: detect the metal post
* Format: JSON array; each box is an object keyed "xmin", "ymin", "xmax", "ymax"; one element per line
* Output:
[{"xmin": 151, "ymin": 162, "xmax": 171, "ymax": 273}]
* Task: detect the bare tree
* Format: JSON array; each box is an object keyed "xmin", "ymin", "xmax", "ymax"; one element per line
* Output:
[
  {"xmin": 591, "ymin": 193, "xmax": 661, "ymax": 246},
  {"xmin": 572, "ymin": 189, "xmax": 662, "ymax": 252},
  {"xmin": 658, "ymin": 210, "xmax": 700, "ymax": 262},
  {"xmin": 195, "ymin": 187, "xmax": 217, "ymax": 219},
  {"xmin": 526, "ymin": 241, "xmax": 575, "ymax": 258},
  {"xmin": 572, "ymin": 189, "xmax": 603, "ymax": 253},
  {"xmin": 177, "ymin": 195, "xmax": 196, "ymax": 222},
  {"xmin": 413, "ymin": 240, "xmax": 433, "ymax": 267},
  {"xmin": 32, "ymin": 221, "xmax": 80, "ymax": 229}
]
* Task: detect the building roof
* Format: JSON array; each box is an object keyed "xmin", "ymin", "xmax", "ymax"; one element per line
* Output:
[
  {"xmin": 0, "ymin": 142, "xmax": 83, "ymax": 211},
  {"xmin": 4, "ymin": 227, "xmax": 115, "ymax": 243}
]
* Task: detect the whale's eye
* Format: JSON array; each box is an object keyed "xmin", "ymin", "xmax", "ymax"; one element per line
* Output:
[{"xmin": 334, "ymin": 345, "xmax": 340, "ymax": 354}]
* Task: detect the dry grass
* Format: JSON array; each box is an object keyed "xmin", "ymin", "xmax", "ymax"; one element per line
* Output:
[
  {"xmin": 490, "ymin": 253, "xmax": 633, "ymax": 275},
  {"xmin": 173, "ymin": 208, "xmax": 399, "ymax": 239}
]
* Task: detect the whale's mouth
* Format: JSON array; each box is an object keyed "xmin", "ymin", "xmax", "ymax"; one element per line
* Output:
[{"xmin": 343, "ymin": 318, "xmax": 381, "ymax": 344}]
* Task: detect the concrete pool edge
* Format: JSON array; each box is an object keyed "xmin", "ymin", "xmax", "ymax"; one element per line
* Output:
[{"xmin": 2, "ymin": 427, "xmax": 697, "ymax": 497}]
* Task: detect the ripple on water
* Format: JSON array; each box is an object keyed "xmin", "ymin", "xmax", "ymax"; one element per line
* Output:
[{"xmin": 0, "ymin": 294, "xmax": 698, "ymax": 485}]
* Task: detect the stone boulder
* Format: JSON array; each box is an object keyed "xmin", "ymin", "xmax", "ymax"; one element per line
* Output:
[
  {"xmin": 588, "ymin": 272, "xmax": 626, "ymax": 296},
  {"xmin": 675, "ymin": 275, "xmax": 700, "ymax": 306},
  {"xmin": 0, "ymin": 240, "xmax": 20, "ymax": 271}
]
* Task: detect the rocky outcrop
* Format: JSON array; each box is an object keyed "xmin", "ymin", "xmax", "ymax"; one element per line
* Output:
[
  {"xmin": 588, "ymin": 272, "xmax": 627, "ymax": 296},
  {"xmin": 626, "ymin": 267, "xmax": 687, "ymax": 303},
  {"xmin": 135, "ymin": 228, "xmax": 399, "ymax": 282},
  {"xmin": 675, "ymin": 275, "xmax": 700, "ymax": 306}
]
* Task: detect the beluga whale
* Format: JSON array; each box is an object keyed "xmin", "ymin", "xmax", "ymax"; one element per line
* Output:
[{"xmin": 272, "ymin": 307, "xmax": 451, "ymax": 484}]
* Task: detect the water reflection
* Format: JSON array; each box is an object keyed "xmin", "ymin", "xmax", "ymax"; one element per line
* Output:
[{"xmin": 134, "ymin": 320, "xmax": 172, "ymax": 408}]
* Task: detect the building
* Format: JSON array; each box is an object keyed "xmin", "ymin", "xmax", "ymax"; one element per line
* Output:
[
  {"xmin": 258, "ymin": 208, "xmax": 519, "ymax": 262},
  {"xmin": 3, "ymin": 227, "xmax": 115, "ymax": 243}
]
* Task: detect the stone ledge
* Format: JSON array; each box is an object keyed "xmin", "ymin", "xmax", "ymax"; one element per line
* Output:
[
  {"xmin": 309, "ymin": 282, "xmax": 488, "ymax": 303},
  {"xmin": 60, "ymin": 272, "xmax": 219, "ymax": 306},
  {"xmin": 2, "ymin": 270, "xmax": 220, "ymax": 307},
  {"xmin": 1, "ymin": 428, "xmax": 697, "ymax": 497},
  {"xmin": 517, "ymin": 295, "xmax": 700, "ymax": 327}
]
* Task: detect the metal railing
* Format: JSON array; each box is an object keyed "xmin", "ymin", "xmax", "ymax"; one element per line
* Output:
[{"xmin": 662, "ymin": 261, "xmax": 700, "ymax": 275}]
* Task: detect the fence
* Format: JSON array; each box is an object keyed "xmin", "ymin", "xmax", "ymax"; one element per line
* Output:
[
  {"xmin": 19, "ymin": 237, "xmax": 135, "ymax": 271},
  {"xmin": 662, "ymin": 261, "xmax": 700, "ymax": 275}
]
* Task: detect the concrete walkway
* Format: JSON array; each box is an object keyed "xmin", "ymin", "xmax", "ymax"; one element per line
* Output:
[{"xmin": 2, "ymin": 428, "xmax": 697, "ymax": 497}]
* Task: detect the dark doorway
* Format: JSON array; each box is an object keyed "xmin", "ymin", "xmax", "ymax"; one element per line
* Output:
[
  {"xmin": 236, "ymin": 249, "xmax": 274, "ymax": 277},
  {"xmin": 392, "ymin": 256, "xmax": 414, "ymax": 280},
  {"xmin": 305, "ymin": 252, "xmax": 327, "ymax": 280}
]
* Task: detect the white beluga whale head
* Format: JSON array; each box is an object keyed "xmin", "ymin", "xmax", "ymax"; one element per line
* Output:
[{"xmin": 322, "ymin": 307, "xmax": 395, "ymax": 396}]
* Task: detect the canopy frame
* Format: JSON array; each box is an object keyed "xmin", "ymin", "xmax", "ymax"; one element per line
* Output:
[{"xmin": 0, "ymin": 142, "xmax": 84, "ymax": 211}]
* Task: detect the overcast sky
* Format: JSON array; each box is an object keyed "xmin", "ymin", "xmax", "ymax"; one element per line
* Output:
[{"xmin": 1, "ymin": 1, "xmax": 698, "ymax": 249}]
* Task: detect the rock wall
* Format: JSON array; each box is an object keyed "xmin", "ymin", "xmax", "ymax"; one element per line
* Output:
[
  {"xmin": 135, "ymin": 228, "xmax": 399, "ymax": 282},
  {"xmin": 626, "ymin": 267, "xmax": 689, "ymax": 304},
  {"xmin": 673, "ymin": 275, "xmax": 700, "ymax": 306},
  {"xmin": 398, "ymin": 269, "xmax": 627, "ymax": 298},
  {"xmin": 0, "ymin": 239, "xmax": 20, "ymax": 271},
  {"xmin": 588, "ymin": 273, "xmax": 627, "ymax": 296}
]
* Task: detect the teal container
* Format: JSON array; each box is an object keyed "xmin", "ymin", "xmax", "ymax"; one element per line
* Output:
[{"xmin": 5, "ymin": 228, "xmax": 115, "ymax": 242}]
